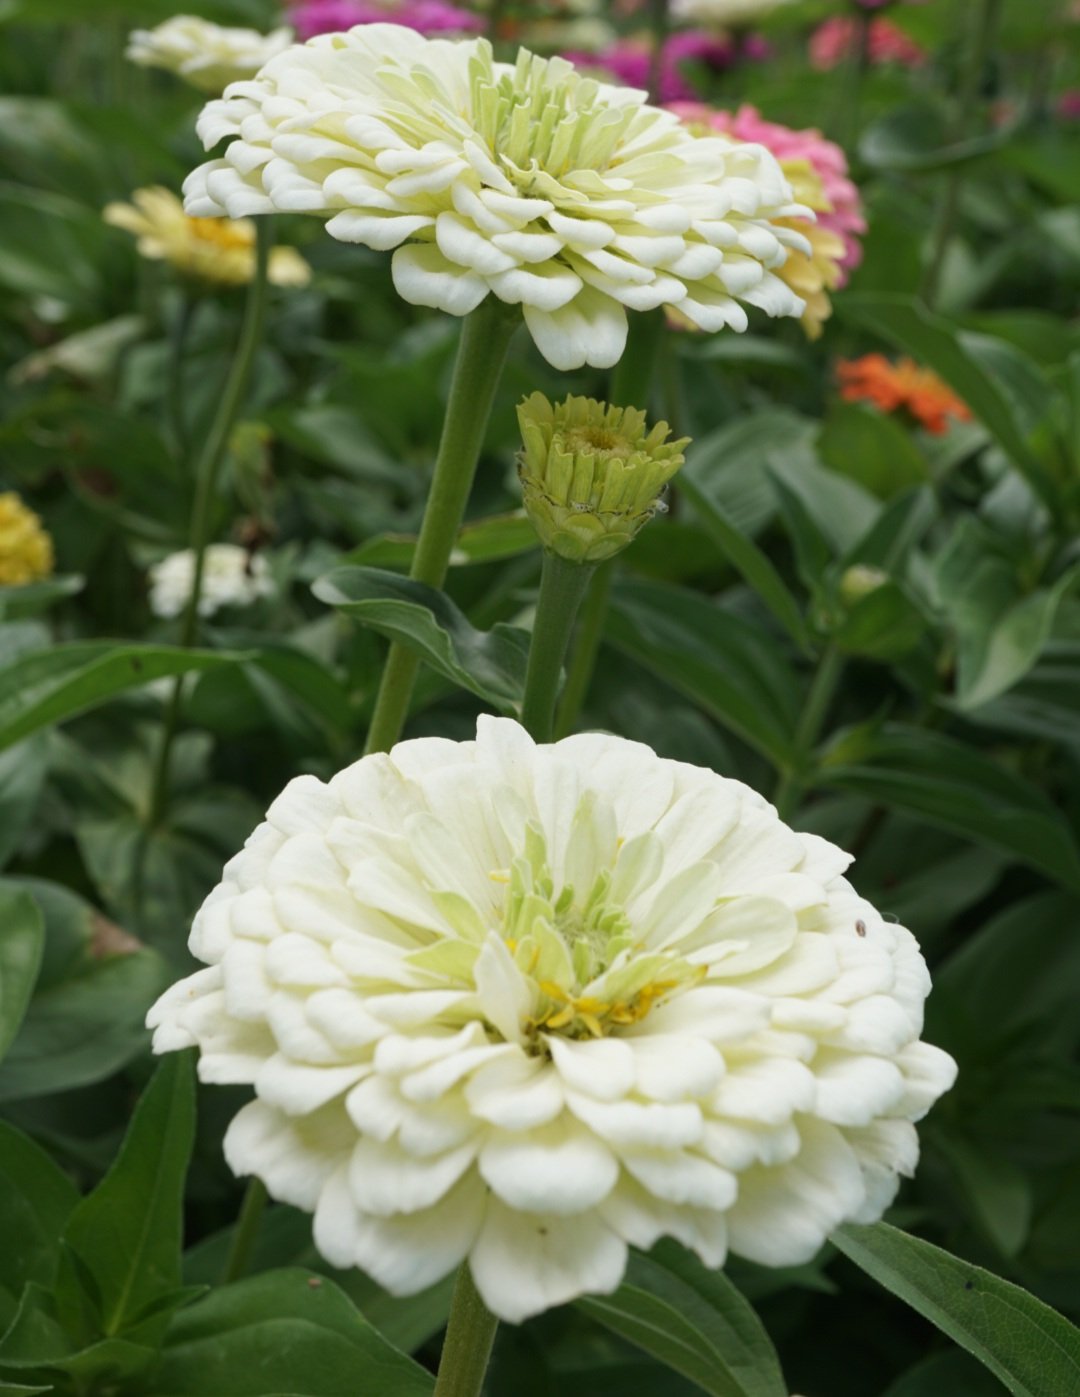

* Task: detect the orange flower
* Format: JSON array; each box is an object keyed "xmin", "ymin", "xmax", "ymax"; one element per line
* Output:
[{"xmin": 836, "ymin": 354, "xmax": 971, "ymax": 435}]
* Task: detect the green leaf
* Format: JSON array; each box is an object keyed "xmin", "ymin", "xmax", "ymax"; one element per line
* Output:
[
  {"xmin": 62, "ymin": 1053, "xmax": 195, "ymax": 1337},
  {"xmin": 0, "ymin": 1120, "xmax": 79, "ymax": 1297},
  {"xmin": 0, "ymin": 891, "xmax": 44, "ymax": 1065},
  {"xmin": 935, "ymin": 1136, "xmax": 1033, "ymax": 1259},
  {"xmin": 679, "ymin": 410, "xmax": 816, "ymax": 537},
  {"xmin": 818, "ymin": 402, "xmax": 930, "ymax": 499},
  {"xmin": 882, "ymin": 1351, "xmax": 1007, "ymax": 1397},
  {"xmin": 607, "ymin": 579, "xmax": 800, "ymax": 769},
  {"xmin": 0, "ymin": 932, "xmax": 168, "ymax": 1103},
  {"xmin": 313, "ymin": 566, "xmax": 529, "ymax": 711},
  {"xmin": 578, "ymin": 1241, "xmax": 786, "ymax": 1397},
  {"xmin": 0, "ymin": 1383, "xmax": 53, "ymax": 1394},
  {"xmin": 677, "ymin": 473, "xmax": 808, "ymax": 651},
  {"xmin": 0, "ymin": 740, "xmax": 46, "ymax": 869},
  {"xmin": 838, "ymin": 295, "xmax": 1059, "ymax": 505},
  {"xmin": 345, "ymin": 512, "xmax": 539, "ymax": 572},
  {"xmin": 820, "ymin": 725, "xmax": 1080, "ymax": 892},
  {"xmin": 155, "ymin": 1269, "xmax": 434, "ymax": 1397},
  {"xmin": 833, "ymin": 1222, "xmax": 1080, "ymax": 1397},
  {"xmin": 0, "ymin": 577, "xmax": 83, "ymax": 621},
  {"xmin": 0, "ymin": 643, "xmax": 249, "ymax": 753},
  {"xmin": 860, "ymin": 102, "xmax": 1007, "ymax": 173},
  {"xmin": 933, "ymin": 519, "xmax": 1080, "ymax": 710},
  {"xmin": 832, "ymin": 583, "xmax": 927, "ymax": 662}
]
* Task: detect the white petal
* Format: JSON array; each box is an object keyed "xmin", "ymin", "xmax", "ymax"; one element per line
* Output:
[
  {"xmin": 469, "ymin": 1199, "xmax": 627, "ymax": 1324},
  {"xmin": 348, "ymin": 1136, "xmax": 478, "ymax": 1216},
  {"xmin": 224, "ymin": 1099, "xmax": 351, "ymax": 1210},
  {"xmin": 630, "ymin": 1035, "xmax": 725, "ymax": 1102},
  {"xmin": 727, "ymin": 1118, "xmax": 866, "ymax": 1266},
  {"xmin": 548, "ymin": 1035, "xmax": 636, "ymax": 1101},
  {"xmin": 479, "ymin": 1116, "xmax": 618, "ymax": 1214},
  {"xmin": 391, "ymin": 243, "xmax": 488, "ymax": 317},
  {"xmin": 523, "ymin": 289, "xmax": 627, "ymax": 371},
  {"xmin": 465, "ymin": 1053, "xmax": 564, "ymax": 1129}
]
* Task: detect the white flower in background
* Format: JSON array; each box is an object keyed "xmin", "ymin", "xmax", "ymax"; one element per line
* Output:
[
  {"xmin": 127, "ymin": 16, "xmax": 294, "ymax": 93},
  {"xmin": 149, "ymin": 545, "xmax": 274, "ymax": 619},
  {"xmin": 183, "ymin": 25, "xmax": 811, "ymax": 370},
  {"xmin": 148, "ymin": 717, "xmax": 956, "ymax": 1323},
  {"xmin": 672, "ymin": 0, "xmax": 796, "ymax": 24}
]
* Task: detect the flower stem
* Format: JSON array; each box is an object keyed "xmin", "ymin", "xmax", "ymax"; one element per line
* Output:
[
  {"xmin": 433, "ymin": 1265, "xmax": 499, "ymax": 1397},
  {"xmin": 147, "ymin": 221, "xmax": 273, "ymax": 830},
  {"xmin": 773, "ymin": 644, "xmax": 844, "ymax": 821},
  {"xmin": 363, "ymin": 300, "xmax": 516, "ymax": 756},
  {"xmin": 921, "ymin": 0, "xmax": 1003, "ymax": 307},
  {"xmin": 550, "ymin": 311, "xmax": 664, "ymax": 740},
  {"xmin": 221, "ymin": 1178, "xmax": 268, "ymax": 1285},
  {"xmin": 553, "ymin": 557, "xmax": 613, "ymax": 740},
  {"xmin": 521, "ymin": 552, "xmax": 596, "ymax": 743},
  {"xmin": 167, "ymin": 293, "xmax": 197, "ymax": 461}
]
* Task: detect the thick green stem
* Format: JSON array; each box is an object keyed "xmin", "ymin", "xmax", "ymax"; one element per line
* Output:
[
  {"xmin": 553, "ymin": 558, "xmax": 614, "ymax": 740},
  {"xmin": 167, "ymin": 293, "xmax": 197, "ymax": 460},
  {"xmin": 647, "ymin": 0, "xmax": 671, "ymax": 104},
  {"xmin": 921, "ymin": 0, "xmax": 1003, "ymax": 307},
  {"xmin": 550, "ymin": 312, "xmax": 665, "ymax": 740},
  {"xmin": 432, "ymin": 1265, "xmax": 499, "ymax": 1397},
  {"xmin": 773, "ymin": 644, "xmax": 844, "ymax": 821},
  {"xmin": 364, "ymin": 301, "xmax": 516, "ymax": 755},
  {"xmin": 221, "ymin": 1178, "xmax": 268, "ymax": 1285},
  {"xmin": 147, "ymin": 221, "xmax": 273, "ymax": 829},
  {"xmin": 521, "ymin": 553, "xmax": 596, "ymax": 743}
]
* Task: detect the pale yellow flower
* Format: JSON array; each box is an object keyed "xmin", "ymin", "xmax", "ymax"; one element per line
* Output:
[
  {"xmin": 104, "ymin": 188, "xmax": 310, "ymax": 288},
  {"xmin": 0, "ymin": 492, "xmax": 54, "ymax": 586},
  {"xmin": 127, "ymin": 16, "xmax": 294, "ymax": 94},
  {"xmin": 772, "ymin": 158, "xmax": 846, "ymax": 340}
]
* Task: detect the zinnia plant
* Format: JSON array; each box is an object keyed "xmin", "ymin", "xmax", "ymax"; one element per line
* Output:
[
  {"xmin": 836, "ymin": 354, "xmax": 972, "ymax": 434},
  {"xmin": 126, "ymin": 15, "xmax": 295, "ymax": 92}
]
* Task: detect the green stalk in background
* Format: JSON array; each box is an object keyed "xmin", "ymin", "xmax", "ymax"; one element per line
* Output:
[
  {"xmin": 147, "ymin": 221, "xmax": 273, "ymax": 830},
  {"xmin": 921, "ymin": 0, "xmax": 1004, "ymax": 308},
  {"xmin": 647, "ymin": 0, "xmax": 671, "ymax": 104},
  {"xmin": 772, "ymin": 643, "xmax": 844, "ymax": 821},
  {"xmin": 363, "ymin": 300, "xmax": 517, "ymax": 755}
]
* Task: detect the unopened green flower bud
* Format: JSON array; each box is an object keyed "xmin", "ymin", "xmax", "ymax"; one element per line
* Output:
[
  {"xmin": 516, "ymin": 392, "xmax": 690, "ymax": 565},
  {"xmin": 839, "ymin": 564, "xmax": 889, "ymax": 606}
]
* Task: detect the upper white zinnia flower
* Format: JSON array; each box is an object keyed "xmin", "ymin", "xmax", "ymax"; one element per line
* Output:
[
  {"xmin": 182, "ymin": 25, "xmax": 812, "ymax": 370},
  {"xmin": 149, "ymin": 544, "xmax": 274, "ymax": 619},
  {"xmin": 127, "ymin": 16, "xmax": 294, "ymax": 93},
  {"xmin": 672, "ymin": 0, "xmax": 796, "ymax": 24},
  {"xmin": 148, "ymin": 718, "xmax": 956, "ymax": 1323}
]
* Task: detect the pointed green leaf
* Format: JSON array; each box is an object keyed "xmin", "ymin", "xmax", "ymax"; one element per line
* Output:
[
  {"xmin": 313, "ymin": 566, "xmax": 529, "ymax": 711},
  {"xmin": 578, "ymin": 1242, "xmax": 786, "ymax": 1397},
  {"xmin": 0, "ymin": 643, "xmax": 250, "ymax": 753},
  {"xmin": 0, "ymin": 1120, "xmax": 79, "ymax": 1297},
  {"xmin": 820, "ymin": 724, "xmax": 1080, "ymax": 891},
  {"xmin": 607, "ymin": 579, "xmax": 800, "ymax": 769},
  {"xmin": 62, "ymin": 1053, "xmax": 195, "ymax": 1337},
  {"xmin": 0, "ymin": 891, "xmax": 44, "ymax": 1065},
  {"xmin": 833, "ymin": 1222, "xmax": 1080, "ymax": 1397},
  {"xmin": 155, "ymin": 1269, "xmax": 434, "ymax": 1396}
]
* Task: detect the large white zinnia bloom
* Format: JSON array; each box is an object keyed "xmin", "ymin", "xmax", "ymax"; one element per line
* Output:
[
  {"xmin": 149, "ymin": 718, "xmax": 956, "ymax": 1322},
  {"xmin": 127, "ymin": 16, "xmax": 295, "ymax": 94},
  {"xmin": 182, "ymin": 26, "xmax": 811, "ymax": 370}
]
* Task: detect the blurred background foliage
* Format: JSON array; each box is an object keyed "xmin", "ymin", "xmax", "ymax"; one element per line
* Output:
[{"xmin": 2, "ymin": 1, "xmax": 1080, "ymax": 1394}]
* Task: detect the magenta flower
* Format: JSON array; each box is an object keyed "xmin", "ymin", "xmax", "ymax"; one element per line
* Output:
[
  {"xmin": 672, "ymin": 102, "xmax": 867, "ymax": 284},
  {"xmin": 288, "ymin": 0, "xmax": 481, "ymax": 41},
  {"xmin": 563, "ymin": 29, "xmax": 766, "ymax": 103}
]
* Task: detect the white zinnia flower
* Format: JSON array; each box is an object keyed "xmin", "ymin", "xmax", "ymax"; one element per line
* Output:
[
  {"xmin": 127, "ymin": 16, "xmax": 294, "ymax": 94},
  {"xmin": 673, "ymin": 0, "xmax": 796, "ymax": 24},
  {"xmin": 183, "ymin": 26, "xmax": 812, "ymax": 370},
  {"xmin": 148, "ymin": 718, "xmax": 956, "ymax": 1323},
  {"xmin": 149, "ymin": 545, "xmax": 274, "ymax": 619}
]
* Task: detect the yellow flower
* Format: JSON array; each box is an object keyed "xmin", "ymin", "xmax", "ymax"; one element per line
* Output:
[
  {"xmin": 103, "ymin": 188, "xmax": 310, "ymax": 288},
  {"xmin": 0, "ymin": 492, "xmax": 54, "ymax": 586},
  {"xmin": 773, "ymin": 158, "xmax": 846, "ymax": 340}
]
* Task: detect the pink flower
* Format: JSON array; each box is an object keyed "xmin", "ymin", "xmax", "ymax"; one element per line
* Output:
[
  {"xmin": 563, "ymin": 29, "xmax": 764, "ymax": 103},
  {"xmin": 810, "ymin": 16, "xmax": 925, "ymax": 70},
  {"xmin": 287, "ymin": 0, "xmax": 481, "ymax": 41},
  {"xmin": 1059, "ymin": 90, "xmax": 1080, "ymax": 120},
  {"xmin": 672, "ymin": 102, "xmax": 867, "ymax": 283}
]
